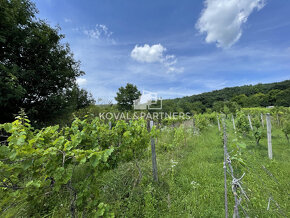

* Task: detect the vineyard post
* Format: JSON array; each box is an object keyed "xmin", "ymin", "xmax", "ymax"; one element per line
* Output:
[
  {"xmin": 266, "ymin": 113, "xmax": 273, "ymax": 159},
  {"xmin": 223, "ymin": 119, "xmax": 229, "ymax": 218},
  {"xmin": 232, "ymin": 114, "xmax": 236, "ymax": 131},
  {"xmin": 248, "ymin": 114, "xmax": 253, "ymax": 131},
  {"xmin": 109, "ymin": 121, "xmax": 112, "ymax": 130},
  {"xmin": 150, "ymin": 120, "xmax": 158, "ymax": 182},
  {"xmin": 217, "ymin": 115, "xmax": 221, "ymax": 131},
  {"xmin": 223, "ymin": 118, "xmax": 241, "ymax": 218},
  {"xmin": 261, "ymin": 113, "xmax": 264, "ymax": 128}
]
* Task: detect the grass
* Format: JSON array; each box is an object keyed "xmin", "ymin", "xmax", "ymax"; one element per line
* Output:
[{"xmin": 97, "ymin": 121, "xmax": 290, "ymax": 217}]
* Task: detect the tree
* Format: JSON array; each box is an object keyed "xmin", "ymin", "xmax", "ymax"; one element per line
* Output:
[
  {"xmin": 275, "ymin": 88, "xmax": 290, "ymax": 107},
  {"xmin": 212, "ymin": 101, "xmax": 224, "ymax": 112},
  {"xmin": 191, "ymin": 101, "xmax": 205, "ymax": 114},
  {"xmin": 268, "ymin": 89, "xmax": 281, "ymax": 105},
  {"xmin": 115, "ymin": 83, "xmax": 141, "ymax": 111},
  {"xmin": 247, "ymin": 93, "xmax": 268, "ymax": 107},
  {"xmin": 0, "ymin": 0, "xmax": 93, "ymax": 124},
  {"xmin": 231, "ymin": 94, "xmax": 248, "ymax": 107},
  {"xmin": 71, "ymin": 86, "xmax": 95, "ymax": 110},
  {"xmin": 162, "ymin": 100, "xmax": 177, "ymax": 113},
  {"xmin": 226, "ymin": 101, "xmax": 240, "ymax": 114},
  {"xmin": 223, "ymin": 105, "xmax": 230, "ymax": 117}
]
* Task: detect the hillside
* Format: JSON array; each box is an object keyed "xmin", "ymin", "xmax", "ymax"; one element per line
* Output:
[{"xmin": 162, "ymin": 80, "xmax": 290, "ymax": 113}]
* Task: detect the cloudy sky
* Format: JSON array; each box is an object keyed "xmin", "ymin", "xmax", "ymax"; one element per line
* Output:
[{"xmin": 33, "ymin": 0, "xmax": 290, "ymax": 100}]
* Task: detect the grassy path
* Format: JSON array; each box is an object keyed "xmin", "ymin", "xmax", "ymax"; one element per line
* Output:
[{"xmin": 165, "ymin": 127, "xmax": 225, "ymax": 217}]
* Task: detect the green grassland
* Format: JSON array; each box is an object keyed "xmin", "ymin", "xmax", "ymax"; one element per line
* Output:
[{"xmin": 97, "ymin": 120, "xmax": 290, "ymax": 217}]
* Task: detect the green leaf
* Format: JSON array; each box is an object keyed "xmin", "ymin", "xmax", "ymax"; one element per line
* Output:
[
  {"xmin": 237, "ymin": 142, "xmax": 247, "ymax": 149},
  {"xmin": 80, "ymin": 156, "xmax": 87, "ymax": 164},
  {"xmin": 16, "ymin": 135, "xmax": 26, "ymax": 146},
  {"xmin": 22, "ymin": 159, "xmax": 33, "ymax": 170},
  {"xmin": 9, "ymin": 151, "xmax": 17, "ymax": 160},
  {"xmin": 25, "ymin": 180, "xmax": 34, "ymax": 187}
]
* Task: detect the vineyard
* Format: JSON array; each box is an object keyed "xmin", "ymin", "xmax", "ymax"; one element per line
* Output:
[
  {"xmin": 0, "ymin": 108, "xmax": 289, "ymax": 217},
  {"xmin": 1, "ymin": 0, "xmax": 290, "ymax": 217}
]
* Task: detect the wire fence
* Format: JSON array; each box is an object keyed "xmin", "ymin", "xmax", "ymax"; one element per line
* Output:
[{"xmin": 222, "ymin": 116, "xmax": 287, "ymax": 218}]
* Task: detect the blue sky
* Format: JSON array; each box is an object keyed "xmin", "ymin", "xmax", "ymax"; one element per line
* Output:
[{"xmin": 33, "ymin": 0, "xmax": 290, "ymax": 101}]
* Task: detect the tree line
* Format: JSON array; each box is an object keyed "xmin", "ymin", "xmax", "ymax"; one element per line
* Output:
[
  {"xmin": 113, "ymin": 81, "xmax": 290, "ymax": 114},
  {"xmin": 161, "ymin": 80, "xmax": 290, "ymax": 114}
]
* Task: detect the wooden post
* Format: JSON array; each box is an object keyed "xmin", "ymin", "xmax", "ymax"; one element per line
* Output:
[
  {"xmin": 223, "ymin": 120, "xmax": 229, "ymax": 218},
  {"xmin": 109, "ymin": 121, "xmax": 112, "ymax": 130},
  {"xmin": 217, "ymin": 115, "xmax": 221, "ymax": 131},
  {"xmin": 248, "ymin": 114, "xmax": 253, "ymax": 131},
  {"xmin": 150, "ymin": 121, "xmax": 158, "ymax": 182},
  {"xmin": 261, "ymin": 113, "xmax": 264, "ymax": 128},
  {"xmin": 266, "ymin": 113, "xmax": 273, "ymax": 159},
  {"xmin": 231, "ymin": 114, "xmax": 236, "ymax": 131}
]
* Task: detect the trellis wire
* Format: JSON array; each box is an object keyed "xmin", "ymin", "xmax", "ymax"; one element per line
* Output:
[
  {"xmin": 223, "ymin": 118, "xmax": 249, "ymax": 218},
  {"xmin": 240, "ymin": 151, "xmax": 287, "ymax": 217}
]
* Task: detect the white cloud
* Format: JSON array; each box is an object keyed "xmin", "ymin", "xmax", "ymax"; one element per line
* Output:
[
  {"xmin": 131, "ymin": 44, "xmax": 166, "ymax": 63},
  {"xmin": 83, "ymin": 24, "xmax": 113, "ymax": 40},
  {"xmin": 196, "ymin": 0, "xmax": 265, "ymax": 48},
  {"xmin": 131, "ymin": 44, "xmax": 183, "ymax": 73},
  {"xmin": 76, "ymin": 78, "xmax": 87, "ymax": 86}
]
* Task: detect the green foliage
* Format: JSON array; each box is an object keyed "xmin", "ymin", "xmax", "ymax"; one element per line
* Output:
[
  {"xmin": 115, "ymin": 83, "xmax": 141, "ymax": 111},
  {"xmin": 156, "ymin": 127, "xmax": 175, "ymax": 151},
  {"xmin": 143, "ymin": 183, "xmax": 158, "ymax": 217},
  {"xmin": 282, "ymin": 115, "xmax": 290, "ymax": 143},
  {"xmin": 0, "ymin": 112, "xmax": 156, "ymax": 216},
  {"xmin": 161, "ymin": 80, "xmax": 290, "ymax": 113},
  {"xmin": 161, "ymin": 116, "xmax": 189, "ymax": 126},
  {"xmin": 0, "ymin": 114, "xmax": 114, "ymax": 216},
  {"xmin": 173, "ymin": 125, "xmax": 186, "ymax": 147},
  {"xmin": 0, "ymin": 0, "xmax": 94, "ymax": 125},
  {"xmin": 191, "ymin": 101, "xmax": 205, "ymax": 114},
  {"xmin": 275, "ymin": 87, "xmax": 290, "ymax": 107},
  {"xmin": 204, "ymin": 112, "xmax": 218, "ymax": 124},
  {"xmin": 113, "ymin": 119, "xmax": 152, "ymax": 162},
  {"xmin": 229, "ymin": 139, "xmax": 247, "ymax": 166},
  {"xmin": 236, "ymin": 111, "xmax": 251, "ymax": 135},
  {"xmin": 241, "ymin": 107, "xmax": 270, "ymax": 115},
  {"xmin": 1, "ymin": 108, "xmax": 290, "ymax": 216},
  {"xmin": 194, "ymin": 114, "xmax": 210, "ymax": 132},
  {"xmin": 74, "ymin": 105, "xmax": 116, "ymax": 120},
  {"xmin": 252, "ymin": 116, "xmax": 265, "ymax": 145},
  {"xmin": 213, "ymin": 101, "xmax": 224, "ymax": 112},
  {"xmin": 223, "ymin": 105, "xmax": 230, "ymax": 115}
]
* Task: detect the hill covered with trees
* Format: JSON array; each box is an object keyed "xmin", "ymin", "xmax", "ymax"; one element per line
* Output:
[{"xmin": 162, "ymin": 80, "xmax": 290, "ymax": 113}]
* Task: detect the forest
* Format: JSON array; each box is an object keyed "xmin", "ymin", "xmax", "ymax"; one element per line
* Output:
[{"xmin": 162, "ymin": 80, "xmax": 290, "ymax": 114}]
